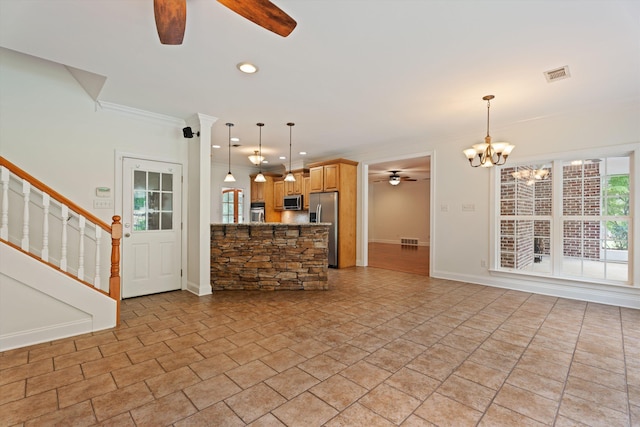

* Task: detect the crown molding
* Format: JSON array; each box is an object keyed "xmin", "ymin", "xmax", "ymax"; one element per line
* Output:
[{"xmin": 96, "ymin": 101, "xmax": 185, "ymax": 126}]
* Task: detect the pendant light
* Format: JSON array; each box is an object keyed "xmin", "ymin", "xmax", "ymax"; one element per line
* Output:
[
  {"xmin": 463, "ymin": 95, "xmax": 515, "ymax": 168},
  {"xmin": 254, "ymin": 123, "xmax": 266, "ymax": 183},
  {"xmin": 284, "ymin": 122, "xmax": 296, "ymax": 182},
  {"xmin": 224, "ymin": 122, "xmax": 236, "ymax": 182},
  {"xmin": 248, "ymin": 151, "xmax": 264, "ymax": 165}
]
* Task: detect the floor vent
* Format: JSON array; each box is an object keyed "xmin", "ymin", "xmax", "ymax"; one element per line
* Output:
[
  {"xmin": 400, "ymin": 238, "xmax": 419, "ymax": 246},
  {"xmin": 544, "ymin": 65, "xmax": 571, "ymax": 83}
]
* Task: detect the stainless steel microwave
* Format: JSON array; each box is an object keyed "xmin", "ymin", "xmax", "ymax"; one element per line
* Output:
[{"xmin": 283, "ymin": 195, "xmax": 302, "ymax": 210}]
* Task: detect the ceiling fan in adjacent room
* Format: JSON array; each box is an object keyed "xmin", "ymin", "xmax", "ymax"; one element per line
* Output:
[
  {"xmin": 154, "ymin": 0, "xmax": 297, "ymax": 45},
  {"xmin": 374, "ymin": 171, "xmax": 417, "ymax": 186}
]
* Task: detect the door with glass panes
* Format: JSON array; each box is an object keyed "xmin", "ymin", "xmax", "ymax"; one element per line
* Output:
[{"xmin": 122, "ymin": 158, "xmax": 182, "ymax": 298}]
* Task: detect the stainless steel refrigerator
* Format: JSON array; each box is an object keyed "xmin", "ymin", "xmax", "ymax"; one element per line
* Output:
[{"xmin": 309, "ymin": 191, "xmax": 338, "ymax": 268}]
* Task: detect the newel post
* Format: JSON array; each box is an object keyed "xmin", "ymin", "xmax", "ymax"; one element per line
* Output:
[{"xmin": 110, "ymin": 215, "xmax": 122, "ymax": 325}]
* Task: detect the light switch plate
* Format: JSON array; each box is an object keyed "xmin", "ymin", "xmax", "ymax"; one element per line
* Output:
[{"xmin": 94, "ymin": 199, "xmax": 113, "ymax": 209}]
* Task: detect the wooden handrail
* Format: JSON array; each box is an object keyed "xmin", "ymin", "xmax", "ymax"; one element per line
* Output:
[{"xmin": 0, "ymin": 156, "xmax": 110, "ymax": 232}]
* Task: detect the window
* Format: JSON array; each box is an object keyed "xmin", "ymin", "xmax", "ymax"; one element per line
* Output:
[
  {"xmin": 133, "ymin": 170, "xmax": 174, "ymax": 232},
  {"xmin": 222, "ymin": 189, "xmax": 243, "ymax": 224},
  {"xmin": 496, "ymin": 152, "xmax": 632, "ymax": 284}
]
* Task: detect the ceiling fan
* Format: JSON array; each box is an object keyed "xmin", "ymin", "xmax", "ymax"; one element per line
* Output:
[
  {"xmin": 154, "ymin": 0, "xmax": 297, "ymax": 45},
  {"xmin": 390, "ymin": 171, "xmax": 417, "ymax": 184},
  {"xmin": 374, "ymin": 171, "xmax": 417, "ymax": 185}
]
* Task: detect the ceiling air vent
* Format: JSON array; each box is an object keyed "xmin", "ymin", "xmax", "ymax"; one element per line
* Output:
[{"xmin": 544, "ymin": 65, "xmax": 571, "ymax": 83}]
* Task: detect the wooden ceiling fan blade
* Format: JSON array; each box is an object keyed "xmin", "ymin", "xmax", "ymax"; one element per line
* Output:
[
  {"xmin": 217, "ymin": 0, "xmax": 297, "ymax": 37},
  {"xmin": 154, "ymin": 0, "xmax": 186, "ymax": 45}
]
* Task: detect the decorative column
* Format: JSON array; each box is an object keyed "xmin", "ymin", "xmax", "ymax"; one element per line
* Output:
[{"xmin": 185, "ymin": 113, "xmax": 217, "ymax": 296}]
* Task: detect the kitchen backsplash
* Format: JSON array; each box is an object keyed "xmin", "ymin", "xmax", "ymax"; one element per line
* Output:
[{"xmin": 281, "ymin": 210, "xmax": 310, "ymax": 224}]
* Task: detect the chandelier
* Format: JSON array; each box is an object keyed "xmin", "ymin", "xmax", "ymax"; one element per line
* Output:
[
  {"xmin": 512, "ymin": 166, "xmax": 549, "ymax": 185},
  {"xmin": 463, "ymin": 95, "xmax": 515, "ymax": 168},
  {"xmin": 248, "ymin": 150, "xmax": 265, "ymax": 165}
]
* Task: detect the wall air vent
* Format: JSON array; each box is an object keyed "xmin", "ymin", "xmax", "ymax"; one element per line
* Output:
[
  {"xmin": 544, "ymin": 66, "xmax": 571, "ymax": 83},
  {"xmin": 400, "ymin": 238, "xmax": 419, "ymax": 246}
]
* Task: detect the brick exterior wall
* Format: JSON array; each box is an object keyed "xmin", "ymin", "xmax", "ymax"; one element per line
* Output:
[
  {"xmin": 210, "ymin": 223, "xmax": 329, "ymax": 290},
  {"xmin": 500, "ymin": 166, "xmax": 552, "ymax": 268},
  {"xmin": 562, "ymin": 163, "xmax": 601, "ymax": 259},
  {"xmin": 500, "ymin": 162, "xmax": 603, "ymax": 269}
]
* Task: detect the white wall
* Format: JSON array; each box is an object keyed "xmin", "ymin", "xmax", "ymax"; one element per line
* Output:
[
  {"xmin": 368, "ymin": 179, "xmax": 430, "ymax": 245},
  {"xmin": 1, "ymin": 244, "xmax": 116, "ymax": 351},
  {"xmin": 348, "ymin": 100, "xmax": 640, "ymax": 308},
  {"xmin": 2, "ymin": 47, "xmax": 639, "ymax": 310},
  {"xmin": 0, "ymin": 48, "xmax": 189, "ymax": 224},
  {"xmin": 210, "ymin": 161, "xmax": 258, "ymax": 223},
  {"xmin": 0, "ymin": 48, "xmax": 192, "ymax": 342}
]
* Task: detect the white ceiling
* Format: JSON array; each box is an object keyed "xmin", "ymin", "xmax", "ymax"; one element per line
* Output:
[{"xmin": 1, "ymin": 0, "xmax": 638, "ymax": 176}]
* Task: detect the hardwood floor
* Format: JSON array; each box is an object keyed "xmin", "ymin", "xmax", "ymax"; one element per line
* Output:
[{"xmin": 368, "ymin": 242, "xmax": 429, "ymax": 276}]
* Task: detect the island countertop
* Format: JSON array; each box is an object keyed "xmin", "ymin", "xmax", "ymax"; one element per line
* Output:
[{"xmin": 210, "ymin": 223, "xmax": 330, "ymax": 291}]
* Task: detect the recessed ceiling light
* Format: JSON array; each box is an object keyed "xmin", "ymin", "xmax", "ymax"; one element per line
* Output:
[
  {"xmin": 212, "ymin": 145, "xmax": 221, "ymax": 149},
  {"xmin": 237, "ymin": 62, "xmax": 258, "ymax": 74},
  {"xmin": 279, "ymin": 156, "xmax": 286, "ymax": 160},
  {"xmin": 231, "ymin": 137, "xmax": 240, "ymax": 142},
  {"xmin": 263, "ymin": 160, "xmax": 269, "ymax": 164},
  {"xmin": 299, "ymin": 151, "xmax": 307, "ymax": 155}
]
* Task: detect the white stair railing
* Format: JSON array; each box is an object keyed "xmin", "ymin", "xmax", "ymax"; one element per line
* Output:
[{"xmin": 0, "ymin": 157, "xmax": 122, "ymax": 323}]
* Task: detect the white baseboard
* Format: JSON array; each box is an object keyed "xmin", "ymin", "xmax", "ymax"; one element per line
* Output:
[
  {"xmin": 185, "ymin": 280, "xmax": 212, "ymax": 296},
  {"xmin": 369, "ymin": 239, "xmax": 429, "ymax": 246},
  {"xmin": 1, "ymin": 243, "xmax": 117, "ymax": 351},
  {"xmin": 431, "ymin": 269, "xmax": 640, "ymax": 309},
  {"xmin": 0, "ymin": 318, "xmax": 93, "ymax": 352}
]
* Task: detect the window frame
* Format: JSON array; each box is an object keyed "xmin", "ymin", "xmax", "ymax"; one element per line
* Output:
[
  {"xmin": 222, "ymin": 188, "xmax": 244, "ymax": 224},
  {"xmin": 489, "ymin": 143, "xmax": 639, "ymax": 288}
]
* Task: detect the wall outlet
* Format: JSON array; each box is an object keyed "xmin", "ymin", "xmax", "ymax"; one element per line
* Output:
[{"xmin": 480, "ymin": 259, "xmax": 487, "ymax": 268}]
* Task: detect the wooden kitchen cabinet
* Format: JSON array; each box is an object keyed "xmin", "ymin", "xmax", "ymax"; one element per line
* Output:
[
  {"xmin": 250, "ymin": 174, "xmax": 282, "ymax": 222},
  {"xmin": 306, "ymin": 158, "xmax": 358, "ymax": 268},
  {"xmin": 309, "ymin": 162, "xmax": 346, "ymax": 193},
  {"xmin": 309, "ymin": 167, "xmax": 324, "ymax": 193},
  {"xmin": 273, "ymin": 180, "xmax": 284, "ymax": 211},
  {"xmin": 250, "ymin": 179, "xmax": 265, "ymax": 202},
  {"xmin": 284, "ymin": 171, "xmax": 306, "ymax": 196},
  {"xmin": 294, "ymin": 172, "xmax": 304, "ymax": 194},
  {"xmin": 323, "ymin": 164, "xmax": 339, "ymax": 191},
  {"xmin": 303, "ymin": 176, "xmax": 310, "ymax": 210}
]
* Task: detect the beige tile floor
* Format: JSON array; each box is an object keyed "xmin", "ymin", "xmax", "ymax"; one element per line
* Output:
[{"xmin": 1, "ymin": 267, "xmax": 638, "ymax": 426}]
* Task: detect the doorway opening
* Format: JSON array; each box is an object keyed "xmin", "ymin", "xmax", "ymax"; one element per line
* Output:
[{"xmin": 366, "ymin": 155, "xmax": 431, "ymax": 276}]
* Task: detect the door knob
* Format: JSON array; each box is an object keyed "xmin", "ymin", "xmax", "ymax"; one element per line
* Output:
[{"xmin": 124, "ymin": 233, "xmax": 131, "ymax": 238}]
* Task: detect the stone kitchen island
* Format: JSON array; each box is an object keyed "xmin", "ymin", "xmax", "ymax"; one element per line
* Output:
[{"xmin": 210, "ymin": 223, "xmax": 330, "ymax": 291}]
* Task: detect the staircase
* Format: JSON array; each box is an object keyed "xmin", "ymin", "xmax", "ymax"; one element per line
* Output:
[{"xmin": 0, "ymin": 157, "xmax": 121, "ymax": 351}]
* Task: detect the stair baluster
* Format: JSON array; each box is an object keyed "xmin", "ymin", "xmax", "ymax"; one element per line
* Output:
[
  {"xmin": 94, "ymin": 226, "xmax": 102, "ymax": 288},
  {"xmin": 78, "ymin": 215, "xmax": 85, "ymax": 281},
  {"xmin": 21, "ymin": 181, "xmax": 30, "ymax": 251},
  {"xmin": 42, "ymin": 193, "xmax": 50, "ymax": 262},
  {"xmin": 60, "ymin": 205, "xmax": 68, "ymax": 272},
  {"xmin": 1, "ymin": 166, "xmax": 8, "ymax": 240}
]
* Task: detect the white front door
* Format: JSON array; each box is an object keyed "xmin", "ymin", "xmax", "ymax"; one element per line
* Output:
[{"xmin": 122, "ymin": 158, "xmax": 182, "ymax": 298}]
